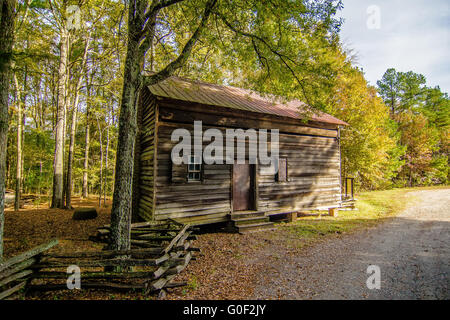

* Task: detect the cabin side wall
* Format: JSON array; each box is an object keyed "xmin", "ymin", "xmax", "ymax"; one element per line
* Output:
[
  {"xmin": 258, "ymin": 133, "xmax": 340, "ymax": 213},
  {"xmin": 140, "ymin": 99, "xmax": 341, "ymax": 225},
  {"xmin": 136, "ymin": 88, "xmax": 158, "ymax": 221}
]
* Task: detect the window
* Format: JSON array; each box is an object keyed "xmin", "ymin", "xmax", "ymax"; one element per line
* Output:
[
  {"xmin": 276, "ymin": 158, "xmax": 288, "ymax": 182},
  {"xmin": 188, "ymin": 155, "xmax": 202, "ymax": 181}
]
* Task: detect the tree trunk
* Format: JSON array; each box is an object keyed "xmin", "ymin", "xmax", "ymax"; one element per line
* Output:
[
  {"xmin": 0, "ymin": 0, "xmax": 16, "ymax": 261},
  {"xmin": 82, "ymin": 67, "xmax": 92, "ymax": 199},
  {"xmin": 82, "ymin": 108, "xmax": 90, "ymax": 198},
  {"xmin": 110, "ymin": 6, "xmax": 146, "ymax": 251},
  {"xmin": 97, "ymin": 114, "xmax": 103, "ymax": 208},
  {"xmin": 51, "ymin": 26, "xmax": 69, "ymax": 209},
  {"xmin": 65, "ymin": 37, "xmax": 90, "ymax": 208},
  {"xmin": 65, "ymin": 98, "xmax": 78, "ymax": 209},
  {"xmin": 13, "ymin": 71, "xmax": 22, "ymax": 211},
  {"xmin": 104, "ymin": 112, "xmax": 110, "ymax": 206},
  {"xmin": 110, "ymin": 0, "xmax": 215, "ymax": 251}
]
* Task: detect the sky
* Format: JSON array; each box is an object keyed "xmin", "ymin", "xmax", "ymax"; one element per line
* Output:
[{"xmin": 338, "ymin": 0, "xmax": 449, "ymax": 94}]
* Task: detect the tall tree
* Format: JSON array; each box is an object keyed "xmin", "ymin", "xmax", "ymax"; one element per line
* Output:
[
  {"xmin": 377, "ymin": 68, "xmax": 448, "ymax": 186},
  {"xmin": 377, "ymin": 68, "xmax": 402, "ymax": 116},
  {"xmin": 12, "ymin": 69, "xmax": 23, "ymax": 210},
  {"xmin": 377, "ymin": 68, "xmax": 427, "ymax": 115},
  {"xmin": 51, "ymin": 0, "xmax": 69, "ymax": 208},
  {"xmin": 64, "ymin": 36, "xmax": 90, "ymax": 208},
  {"xmin": 0, "ymin": 0, "xmax": 17, "ymax": 261},
  {"xmin": 326, "ymin": 63, "xmax": 401, "ymax": 189}
]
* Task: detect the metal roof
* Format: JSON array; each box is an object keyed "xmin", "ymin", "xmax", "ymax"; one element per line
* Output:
[{"xmin": 148, "ymin": 76, "xmax": 348, "ymax": 126}]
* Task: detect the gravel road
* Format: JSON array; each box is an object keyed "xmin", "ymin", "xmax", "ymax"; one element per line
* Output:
[{"xmin": 252, "ymin": 189, "xmax": 450, "ymax": 300}]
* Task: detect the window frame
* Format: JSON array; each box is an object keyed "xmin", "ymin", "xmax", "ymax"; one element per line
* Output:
[
  {"xmin": 187, "ymin": 155, "xmax": 202, "ymax": 182},
  {"xmin": 276, "ymin": 158, "xmax": 288, "ymax": 182}
]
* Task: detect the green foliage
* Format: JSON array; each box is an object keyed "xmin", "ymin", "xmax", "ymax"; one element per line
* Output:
[
  {"xmin": 377, "ymin": 68, "xmax": 449, "ymax": 188},
  {"xmin": 325, "ymin": 62, "xmax": 400, "ymax": 190},
  {"xmin": 154, "ymin": 0, "xmax": 344, "ymax": 110}
]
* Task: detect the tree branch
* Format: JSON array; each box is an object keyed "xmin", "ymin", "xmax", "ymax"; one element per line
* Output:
[
  {"xmin": 143, "ymin": 0, "xmax": 217, "ymax": 87},
  {"xmin": 216, "ymin": 13, "xmax": 312, "ymax": 105},
  {"xmin": 143, "ymin": 0, "xmax": 185, "ymax": 22}
]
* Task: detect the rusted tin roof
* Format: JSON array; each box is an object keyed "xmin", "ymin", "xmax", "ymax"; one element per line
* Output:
[{"xmin": 148, "ymin": 76, "xmax": 348, "ymax": 126}]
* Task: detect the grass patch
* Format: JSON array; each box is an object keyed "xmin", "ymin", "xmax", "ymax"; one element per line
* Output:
[{"xmin": 278, "ymin": 187, "xmax": 426, "ymax": 248}]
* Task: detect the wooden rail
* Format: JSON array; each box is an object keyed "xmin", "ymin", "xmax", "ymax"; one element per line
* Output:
[
  {"xmin": 29, "ymin": 220, "xmax": 198, "ymax": 295},
  {"xmin": 1, "ymin": 221, "xmax": 198, "ymax": 298},
  {"xmin": 0, "ymin": 239, "xmax": 59, "ymax": 300}
]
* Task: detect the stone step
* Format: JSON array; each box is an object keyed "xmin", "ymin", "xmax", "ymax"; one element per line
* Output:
[{"xmin": 236, "ymin": 221, "xmax": 275, "ymax": 234}]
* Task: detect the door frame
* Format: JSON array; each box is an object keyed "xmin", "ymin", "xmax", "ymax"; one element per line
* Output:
[{"xmin": 231, "ymin": 163, "xmax": 258, "ymax": 212}]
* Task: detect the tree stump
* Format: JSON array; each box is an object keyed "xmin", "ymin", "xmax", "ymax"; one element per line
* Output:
[{"xmin": 72, "ymin": 207, "xmax": 98, "ymax": 220}]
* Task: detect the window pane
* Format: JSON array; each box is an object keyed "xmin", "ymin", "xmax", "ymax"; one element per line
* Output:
[{"xmin": 188, "ymin": 155, "xmax": 202, "ymax": 181}]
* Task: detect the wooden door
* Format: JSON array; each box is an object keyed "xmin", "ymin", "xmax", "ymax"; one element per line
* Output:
[{"xmin": 233, "ymin": 164, "xmax": 253, "ymax": 211}]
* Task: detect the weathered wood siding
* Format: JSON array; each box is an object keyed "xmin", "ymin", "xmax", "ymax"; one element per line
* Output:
[
  {"xmin": 137, "ymin": 96, "xmax": 342, "ymax": 224},
  {"xmin": 258, "ymin": 133, "xmax": 341, "ymax": 213},
  {"xmin": 136, "ymin": 88, "xmax": 158, "ymax": 221},
  {"xmin": 155, "ymin": 122, "xmax": 232, "ymax": 225}
]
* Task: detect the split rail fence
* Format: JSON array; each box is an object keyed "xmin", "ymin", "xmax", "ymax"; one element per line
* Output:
[{"xmin": 0, "ymin": 219, "xmax": 198, "ymax": 299}]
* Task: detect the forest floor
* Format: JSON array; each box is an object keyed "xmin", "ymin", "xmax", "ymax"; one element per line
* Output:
[{"xmin": 2, "ymin": 186, "xmax": 448, "ymax": 300}]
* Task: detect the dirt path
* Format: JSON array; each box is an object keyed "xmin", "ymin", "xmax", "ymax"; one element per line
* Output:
[{"xmin": 252, "ymin": 189, "xmax": 450, "ymax": 300}]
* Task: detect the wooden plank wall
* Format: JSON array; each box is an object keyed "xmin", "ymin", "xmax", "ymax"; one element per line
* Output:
[
  {"xmin": 258, "ymin": 133, "xmax": 341, "ymax": 213},
  {"xmin": 155, "ymin": 122, "xmax": 232, "ymax": 225},
  {"xmin": 146, "ymin": 103, "xmax": 341, "ymax": 224},
  {"xmin": 137, "ymin": 89, "xmax": 158, "ymax": 221}
]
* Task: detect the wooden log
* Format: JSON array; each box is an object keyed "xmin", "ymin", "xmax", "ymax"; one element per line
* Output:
[
  {"xmin": 32, "ymin": 271, "xmax": 157, "ymax": 280},
  {"xmin": 42, "ymin": 247, "xmax": 165, "ymax": 259},
  {"xmin": 99, "ymin": 220, "xmax": 170, "ymax": 230},
  {"xmin": 131, "ymin": 228, "xmax": 181, "ymax": 233},
  {"xmin": 28, "ymin": 282, "xmax": 146, "ymax": 292},
  {"xmin": 152, "ymin": 264, "xmax": 171, "ymax": 279},
  {"xmin": 147, "ymin": 274, "xmax": 176, "ymax": 292},
  {"xmin": 0, "ymin": 239, "xmax": 58, "ymax": 273},
  {"xmin": 176, "ymin": 231, "xmax": 192, "ymax": 247},
  {"xmin": 173, "ymin": 240, "xmax": 191, "ymax": 252},
  {"xmin": 0, "ymin": 280, "xmax": 27, "ymax": 300},
  {"xmin": 0, "ymin": 258, "xmax": 37, "ymax": 281},
  {"xmin": 34, "ymin": 255, "xmax": 170, "ymax": 269},
  {"xmin": 129, "ymin": 240, "xmax": 176, "ymax": 248},
  {"xmin": 167, "ymin": 252, "xmax": 192, "ymax": 268},
  {"xmin": 164, "ymin": 281, "xmax": 188, "ymax": 289},
  {"xmin": 0, "ymin": 269, "xmax": 33, "ymax": 287},
  {"xmin": 133, "ymin": 235, "xmax": 176, "ymax": 241},
  {"xmin": 166, "ymin": 252, "xmax": 192, "ymax": 276},
  {"xmin": 163, "ymin": 224, "xmax": 190, "ymax": 254},
  {"xmin": 30, "ymin": 279, "xmax": 186, "ymax": 294}
]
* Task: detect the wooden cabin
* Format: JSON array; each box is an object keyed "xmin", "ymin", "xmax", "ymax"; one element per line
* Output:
[{"xmin": 133, "ymin": 76, "xmax": 348, "ymax": 232}]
